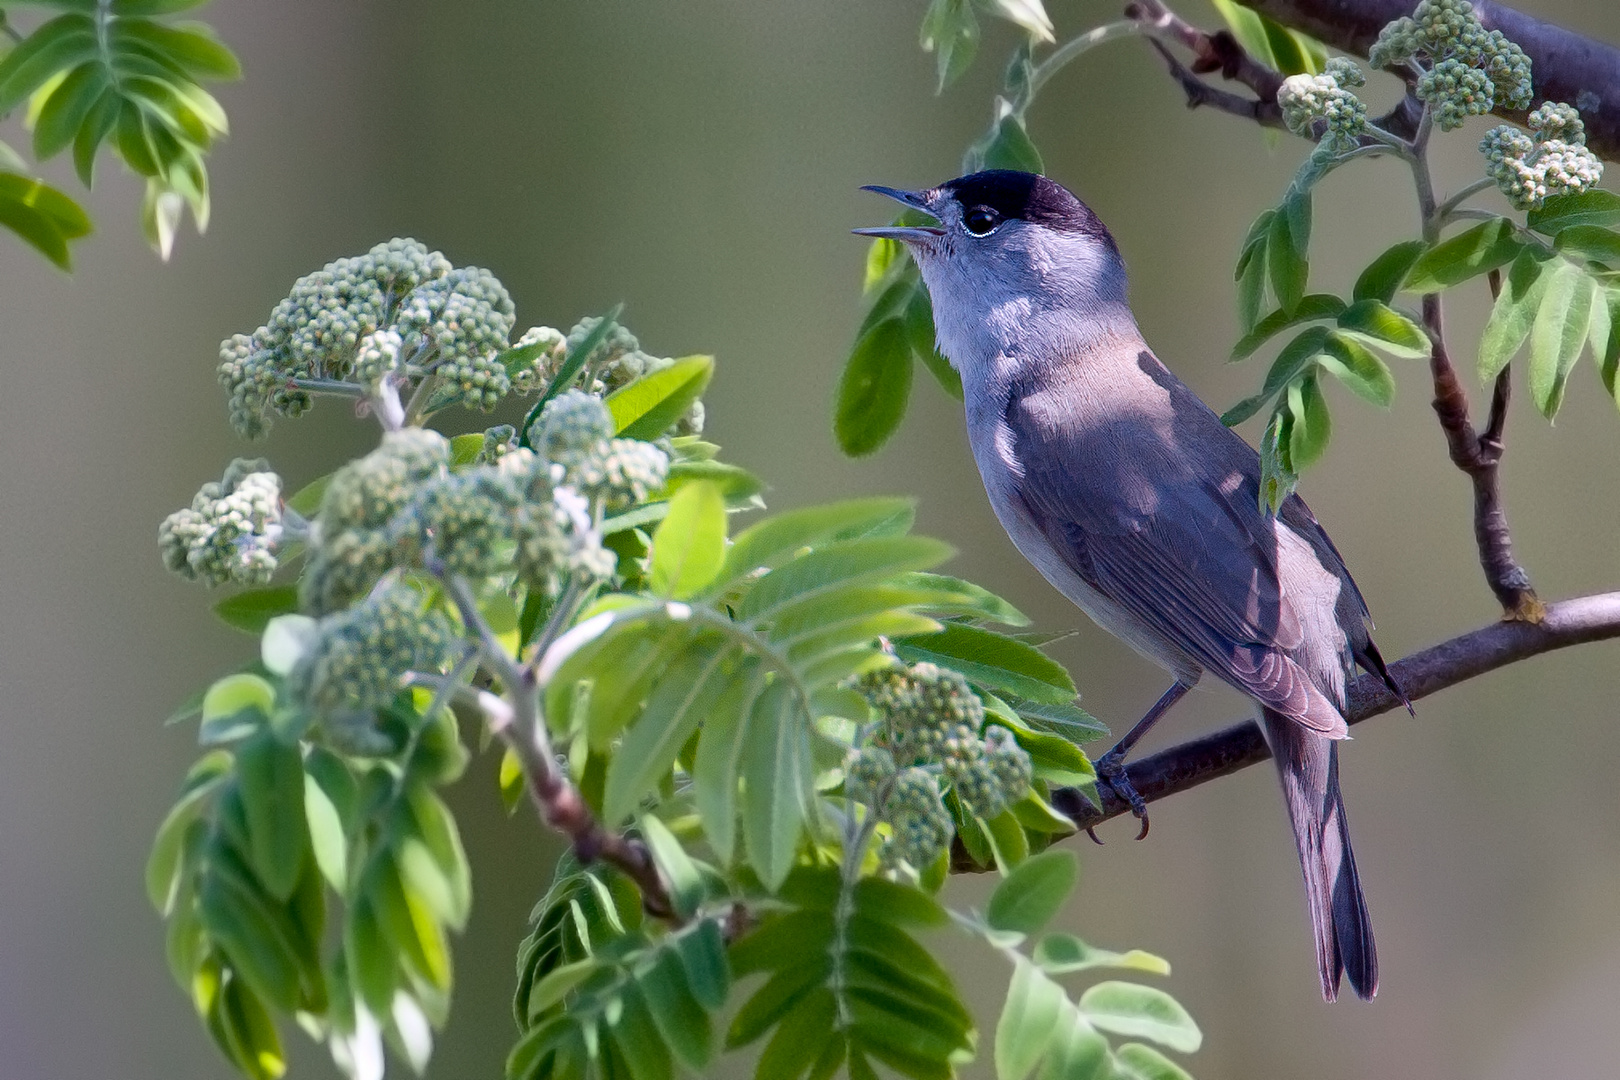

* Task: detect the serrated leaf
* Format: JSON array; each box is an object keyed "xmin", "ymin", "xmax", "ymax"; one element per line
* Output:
[
  {"xmin": 607, "ymin": 354, "xmax": 714, "ymax": 441},
  {"xmin": 896, "ymin": 571, "xmax": 1028, "ymax": 625},
  {"xmin": 692, "ymin": 662, "xmax": 764, "ymax": 862},
  {"xmin": 719, "ymin": 497, "xmax": 916, "ymax": 586},
  {"xmin": 1229, "ymin": 294, "xmax": 1344, "ymax": 360},
  {"xmin": 1286, "ymin": 373, "xmax": 1332, "ymax": 469},
  {"xmin": 1334, "ymin": 298, "xmax": 1430, "ymax": 358},
  {"xmin": 755, "ymin": 986, "xmax": 837, "ymax": 1080},
  {"xmin": 1528, "ymin": 188, "xmax": 1620, "ymax": 235},
  {"xmin": 1479, "ymin": 248, "xmax": 1549, "ymax": 381},
  {"xmin": 1234, "ymin": 210, "xmax": 1274, "ymax": 333},
  {"xmin": 1528, "ymin": 258, "xmax": 1596, "ymax": 418},
  {"xmin": 740, "ymin": 535, "xmax": 952, "ymax": 623},
  {"xmin": 648, "ymin": 480, "xmax": 726, "ymax": 599},
  {"xmin": 1078, "ymin": 981, "xmax": 1201, "ymax": 1053},
  {"xmin": 836, "ymin": 319, "xmax": 914, "ymax": 457},
  {"xmin": 1353, "ymin": 239, "xmax": 1427, "ymax": 304},
  {"xmin": 742, "ymin": 681, "xmax": 808, "ymax": 890},
  {"xmin": 677, "ymin": 918, "xmax": 730, "ymax": 1010},
  {"xmin": 641, "ymin": 946, "xmax": 714, "ymax": 1069},
  {"xmin": 1319, "ymin": 332, "xmax": 1395, "ymax": 406},
  {"xmin": 893, "ymin": 622, "xmax": 1075, "ymax": 704},
  {"xmin": 1595, "ymin": 288, "xmax": 1620, "ymax": 405},
  {"xmin": 1266, "ymin": 204, "xmax": 1307, "ymax": 313},
  {"xmin": 1403, "ymin": 217, "xmax": 1521, "ymax": 292},
  {"xmin": 603, "ymin": 636, "xmax": 729, "ymax": 824},
  {"xmin": 1222, "ymin": 324, "xmax": 1330, "ymax": 426},
  {"xmin": 987, "ymin": 848, "xmax": 1077, "ymax": 934}
]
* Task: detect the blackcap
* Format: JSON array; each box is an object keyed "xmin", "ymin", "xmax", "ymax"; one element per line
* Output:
[{"xmin": 858, "ymin": 169, "xmax": 1409, "ymax": 1002}]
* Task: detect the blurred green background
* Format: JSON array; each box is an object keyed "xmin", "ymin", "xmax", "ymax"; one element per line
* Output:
[{"xmin": 3, "ymin": 1, "xmax": 1620, "ymax": 1077}]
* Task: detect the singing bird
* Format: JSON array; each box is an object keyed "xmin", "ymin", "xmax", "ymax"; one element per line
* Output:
[{"xmin": 858, "ymin": 170, "xmax": 1408, "ymax": 1001}]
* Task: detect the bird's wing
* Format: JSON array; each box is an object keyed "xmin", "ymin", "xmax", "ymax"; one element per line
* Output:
[{"xmin": 1005, "ymin": 388, "xmax": 1348, "ymax": 736}]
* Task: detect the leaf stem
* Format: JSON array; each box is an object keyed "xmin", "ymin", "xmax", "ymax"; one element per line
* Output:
[
  {"xmin": 1434, "ymin": 176, "xmax": 1499, "ymax": 225},
  {"xmin": 1027, "ymin": 20, "xmax": 1144, "ymax": 97}
]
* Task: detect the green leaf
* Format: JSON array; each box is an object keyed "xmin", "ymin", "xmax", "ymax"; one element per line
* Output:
[
  {"xmin": 0, "ymin": 170, "xmax": 90, "ymax": 268},
  {"xmin": 920, "ymin": 0, "xmax": 980, "ymax": 91},
  {"xmin": 1286, "ymin": 372, "xmax": 1332, "ymax": 469},
  {"xmin": 284, "ymin": 471, "xmax": 330, "ymax": 517},
  {"xmin": 1033, "ymin": 933, "xmax": 1171, "ymax": 976},
  {"xmin": 641, "ymin": 945, "xmax": 715, "ymax": 1069},
  {"xmin": 1353, "ymin": 239, "xmax": 1428, "ymax": 304},
  {"xmin": 836, "ymin": 319, "xmax": 914, "ymax": 457},
  {"xmin": 678, "ymin": 918, "xmax": 731, "ymax": 1010},
  {"xmin": 893, "ymin": 622, "xmax": 1076, "ymax": 704},
  {"xmin": 214, "ymin": 976, "xmax": 287, "ymax": 1080},
  {"xmin": 1319, "ymin": 333, "xmax": 1395, "ymax": 407},
  {"xmin": 981, "ymin": 808, "xmax": 1030, "ymax": 873},
  {"xmin": 1221, "ymin": 324, "xmax": 1330, "ymax": 426},
  {"xmin": 235, "ymin": 731, "xmax": 308, "ymax": 901},
  {"xmin": 1258, "ymin": 408, "xmax": 1298, "ymax": 511},
  {"xmin": 0, "ymin": 14, "xmax": 97, "ymax": 115},
  {"xmin": 1478, "ymin": 248, "xmax": 1550, "ymax": 381},
  {"xmin": 608, "ymin": 354, "xmax": 715, "ymax": 441},
  {"xmin": 739, "ymin": 535, "xmax": 952, "ymax": 623},
  {"xmin": 523, "ymin": 957, "xmax": 599, "ymax": 1020},
  {"xmin": 520, "ymin": 304, "xmax": 622, "ymax": 446},
  {"xmin": 603, "ymin": 637, "xmax": 729, "ymax": 824},
  {"xmin": 1595, "ymin": 288, "xmax": 1620, "ymax": 406},
  {"xmin": 1229, "ymin": 294, "xmax": 1344, "ymax": 360},
  {"xmin": 1528, "ymin": 258, "xmax": 1596, "ymax": 418},
  {"xmin": 31, "ymin": 59, "xmax": 106, "ymax": 159},
  {"xmin": 648, "ymin": 480, "xmax": 726, "ymax": 599},
  {"xmin": 1265, "ymin": 201, "xmax": 1308, "ymax": 313},
  {"xmin": 719, "ymin": 497, "xmax": 916, "ymax": 585},
  {"xmin": 199, "ymin": 857, "xmax": 307, "ymax": 1011},
  {"xmin": 199, "ymin": 673, "xmax": 273, "ymax": 745},
  {"xmin": 865, "ymin": 235, "xmax": 906, "ymax": 293},
  {"xmin": 147, "ymin": 766, "xmax": 225, "ymax": 913},
  {"xmin": 664, "ymin": 458, "xmax": 766, "ymax": 503},
  {"xmin": 1012, "ymin": 698, "xmax": 1108, "ymax": 742},
  {"xmin": 1078, "ymin": 981, "xmax": 1202, "ymax": 1053},
  {"xmin": 691, "ymin": 663, "xmax": 765, "ymax": 862},
  {"xmin": 1115, "ymin": 1042, "xmax": 1195, "ymax": 1080},
  {"xmin": 895, "ymin": 571, "xmax": 1028, "ymax": 625},
  {"xmin": 1528, "ymin": 188, "xmax": 1620, "ymax": 235},
  {"xmin": 980, "ymin": 113, "xmax": 1044, "ymax": 174},
  {"xmin": 1554, "ymin": 223, "xmax": 1620, "ymax": 266},
  {"xmin": 742, "ymin": 681, "xmax": 808, "ymax": 890},
  {"xmin": 1037, "ymin": 1009, "xmax": 1108, "ymax": 1080},
  {"xmin": 987, "ymin": 848, "xmax": 1077, "ymax": 935},
  {"xmin": 212, "ymin": 585, "xmax": 299, "ymax": 634},
  {"xmin": 1334, "ymin": 299, "xmax": 1430, "ymax": 358},
  {"xmin": 611, "ymin": 984, "xmax": 675, "ymax": 1080},
  {"xmin": 638, "ymin": 813, "xmax": 705, "ymax": 920},
  {"xmin": 904, "ymin": 285, "xmax": 963, "ymax": 401},
  {"xmin": 303, "ymin": 771, "xmax": 347, "ymax": 892},
  {"xmin": 1403, "ymin": 217, "xmax": 1522, "ymax": 292},
  {"xmin": 996, "ymin": 957, "xmax": 1067, "ymax": 1080},
  {"xmin": 1234, "ymin": 210, "xmax": 1274, "ymax": 334},
  {"xmin": 756, "ymin": 987, "xmax": 837, "ymax": 1080}
]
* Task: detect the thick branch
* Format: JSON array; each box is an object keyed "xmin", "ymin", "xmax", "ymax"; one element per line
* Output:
[
  {"xmin": 1421, "ymin": 294, "xmax": 1542, "ymax": 619},
  {"xmin": 1043, "ymin": 590, "xmax": 1620, "ymax": 834},
  {"xmin": 1240, "ymin": 0, "xmax": 1620, "ymax": 162}
]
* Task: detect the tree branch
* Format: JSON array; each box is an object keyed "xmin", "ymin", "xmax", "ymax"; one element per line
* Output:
[
  {"xmin": 1238, "ymin": 0, "xmax": 1620, "ymax": 163},
  {"xmin": 1041, "ymin": 590, "xmax": 1620, "ymax": 835},
  {"xmin": 1125, "ymin": 0, "xmax": 1286, "ymax": 125}
]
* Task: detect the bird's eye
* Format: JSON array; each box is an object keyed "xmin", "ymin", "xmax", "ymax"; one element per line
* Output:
[{"xmin": 963, "ymin": 206, "xmax": 1000, "ymax": 236}]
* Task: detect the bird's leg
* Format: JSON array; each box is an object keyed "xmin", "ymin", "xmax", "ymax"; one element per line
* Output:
[{"xmin": 1088, "ymin": 680, "xmax": 1193, "ymax": 843}]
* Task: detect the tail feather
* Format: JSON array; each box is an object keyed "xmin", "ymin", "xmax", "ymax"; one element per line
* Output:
[{"xmin": 1260, "ymin": 708, "xmax": 1378, "ymax": 1002}]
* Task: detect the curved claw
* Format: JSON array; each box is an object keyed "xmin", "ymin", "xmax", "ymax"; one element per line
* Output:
[
  {"xmin": 1086, "ymin": 827, "xmax": 1106, "ymax": 846},
  {"xmin": 1094, "ymin": 752, "xmax": 1152, "ymax": 841},
  {"xmin": 1134, "ymin": 815, "xmax": 1150, "ymax": 841}
]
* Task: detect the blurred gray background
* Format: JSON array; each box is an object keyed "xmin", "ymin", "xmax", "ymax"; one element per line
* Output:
[{"xmin": 2, "ymin": 1, "xmax": 1619, "ymax": 1077}]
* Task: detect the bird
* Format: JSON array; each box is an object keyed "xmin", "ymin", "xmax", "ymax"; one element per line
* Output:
[{"xmin": 856, "ymin": 169, "xmax": 1409, "ymax": 1002}]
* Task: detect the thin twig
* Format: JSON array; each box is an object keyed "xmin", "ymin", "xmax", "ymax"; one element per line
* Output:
[{"xmin": 1146, "ymin": 39, "xmax": 1284, "ymax": 126}]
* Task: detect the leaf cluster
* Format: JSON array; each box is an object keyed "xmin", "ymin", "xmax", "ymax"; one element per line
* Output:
[{"xmin": 0, "ymin": 0, "xmax": 239, "ymax": 263}]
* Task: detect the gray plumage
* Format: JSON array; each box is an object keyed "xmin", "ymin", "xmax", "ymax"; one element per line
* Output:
[{"xmin": 858, "ymin": 170, "xmax": 1400, "ymax": 1001}]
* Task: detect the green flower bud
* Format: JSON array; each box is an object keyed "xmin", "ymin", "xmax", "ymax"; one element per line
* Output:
[
  {"xmin": 159, "ymin": 458, "xmax": 284, "ymax": 587},
  {"xmin": 884, "ymin": 767, "xmax": 952, "ymax": 870},
  {"xmin": 289, "ymin": 583, "xmax": 458, "ymax": 714},
  {"xmin": 846, "ymin": 746, "xmax": 898, "ymax": 808}
]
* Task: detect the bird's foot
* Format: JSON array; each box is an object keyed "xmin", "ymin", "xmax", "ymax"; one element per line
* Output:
[{"xmin": 1085, "ymin": 750, "xmax": 1150, "ymax": 843}]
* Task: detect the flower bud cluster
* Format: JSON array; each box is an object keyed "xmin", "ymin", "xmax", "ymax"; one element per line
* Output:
[
  {"xmin": 1276, "ymin": 62, "xmax": 1368, "ymax": 151},
  {"xmin": 1369, "ymin": 0, "xmax": 1532, "ymax": 128},
  {"xmin": 396, "ymin": 267, "xmax": 516, "ymax": 412},
  {"xmin": 288, "ymin": 583, "xmax": 458, "ymax": 713},
  {"xmin": 354, "ymin": 328, "xmax": 404, "ymax": 392},
  {"xmin": 218, "ymin": 239, "xmax": 453, "ymax": 437},
  {"xmin": 523, "ymin": 318, "xmax": 706, "ymax": 437},
  {"xmin": 850, "ymin": 661, "xmax": 1034, "ymax": 867},
  {"xmin": 476, "ymin": 424, "xmax": 518, "ymax": 465},
  {"xmin": 302, "ymin": 430, "xmax": 451, "ymax": 613},
  {"xmin": 160, "ymin": 459, "xmax": 284, "ymax": 586},
  {"xmin": 530, "ymin": 391, "xmax": 672, "ymax": 513},
  {"xmin": 508, "ymin": 326, "xmax": 567, "ymax": 395},
  {"xmin": 885, "ymin": 767, "xmax": 954, "ymax": 870},
  {"xmin": 1480, "ymin": 101, "xmax": 1604, "ymax": 209}
]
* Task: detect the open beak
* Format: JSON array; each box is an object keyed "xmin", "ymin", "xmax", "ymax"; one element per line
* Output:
[{"xmin": 853, "ymin": 185, "xmax": 944, "ymax": 241}]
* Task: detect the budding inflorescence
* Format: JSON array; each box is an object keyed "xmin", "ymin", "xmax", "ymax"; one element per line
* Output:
[
  {"xmin": 288, "ymin": 582, "xmax": 459, "ymax": 714},
  {"xmin": 1276, "ymin": 60, "xmax": 1368, "ymax": 151},
  {"xmin": 531, "ymin": 390, "xmax": 672, "ymax": 513},
  {"xmin": 1369, "ymin": 0, "xmax": 1532, "ymax": 129},
  {"xmin": 159, "ymin": 458, "xmax": 284, "ymax": 586},
  {"xmin": 1481, "ymin": 102, "xmax": 1604, "ymax": 209},
  {"xmin": 849, "ymin": 661, "xmax": 1034, "ymax": 868}
]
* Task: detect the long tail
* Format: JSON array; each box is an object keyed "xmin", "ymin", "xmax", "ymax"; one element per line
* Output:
[{"xmin": 1260, "ymin": 708, "xmax": 1378, "ymax": 1002}]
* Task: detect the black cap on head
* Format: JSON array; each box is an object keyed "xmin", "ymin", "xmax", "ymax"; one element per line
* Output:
[{"xmin": 941, "ymin": 170, "xmax": 1116, "ymax": 249}]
